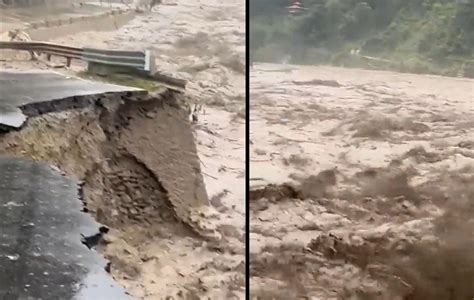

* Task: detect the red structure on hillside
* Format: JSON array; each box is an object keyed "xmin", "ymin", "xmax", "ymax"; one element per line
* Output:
[{"xmin": 286, "ymin": 0, "xmax": 307, "ymax": 15}]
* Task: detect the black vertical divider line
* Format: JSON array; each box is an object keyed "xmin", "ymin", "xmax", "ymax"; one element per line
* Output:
[{"xmin": 245, "ymin": 0, "xmax": 250, "ymax": 297}]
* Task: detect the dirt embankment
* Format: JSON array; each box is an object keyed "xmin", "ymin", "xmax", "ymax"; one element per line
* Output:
[
  {"xmin": 250, "ymin": 64, "xmax": 474, "ymax": 299},
  {"xmin": 0, "ymin": 90, "xmax": 243, "ymax": 298}
]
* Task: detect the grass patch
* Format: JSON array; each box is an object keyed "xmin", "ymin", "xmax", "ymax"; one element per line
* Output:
[{"xmin": 78, "ymin": 71, "xmax": 162, "ymax": 92}]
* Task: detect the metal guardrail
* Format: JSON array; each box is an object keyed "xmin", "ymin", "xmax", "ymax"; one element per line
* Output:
[
  {"xmin": 0, "ymin": 41, "xmax": 152, "ymax": 72},
  {"xmin": 0, "ymin": 41, "xmax": 189, "ymax": 88},
  {"xmin": 83, "ymin": 47, "xmax": 152, "ymax": 71}
]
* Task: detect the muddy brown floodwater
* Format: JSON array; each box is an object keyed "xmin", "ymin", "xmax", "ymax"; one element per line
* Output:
[
  {"xmin": 0, "ymin": 0, "xmax": 245, "ymax": 298},
  {"xmin": 250, "ymin": 64, "xmax": 474, "ymax": 299}
]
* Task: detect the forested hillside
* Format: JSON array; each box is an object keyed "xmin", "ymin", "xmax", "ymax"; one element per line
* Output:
[{"xmin": 250, "ymin": 0, "xmax": 474, "ymax": 77}]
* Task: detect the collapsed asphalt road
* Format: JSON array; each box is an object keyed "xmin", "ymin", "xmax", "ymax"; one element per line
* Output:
[
  {"xmin": 0, "ymin": 70, "xmax": 145, "ymax": 130},
  {"xmin": 0, "ymin": 69, "xmax": 235, "ymax": 298},
  {"xmin": 0, "ymin": 70, "xmax": 143, "ymax": 299}
]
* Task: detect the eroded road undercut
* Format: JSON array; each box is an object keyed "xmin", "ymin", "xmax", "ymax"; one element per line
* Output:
[{"xmin": 0, "ymin": 71, "xmax": 211, "ymax": 298}]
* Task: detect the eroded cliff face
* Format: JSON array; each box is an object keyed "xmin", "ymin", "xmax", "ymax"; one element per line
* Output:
[
  {"xmin": 0, "ymin": 89, "xmax": 211, "ymax": 231},
  {"xmin": 0, "ymin": 88, "xmax": 235, "ymax": 297}
]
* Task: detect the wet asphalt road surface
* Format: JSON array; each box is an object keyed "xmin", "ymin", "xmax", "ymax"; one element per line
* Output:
[
  {"xmin": 0, "ymin": 70, "xmax": 144, "ymax": 130},
  {"xmin": 0, "ymin": 70, "xmax": 135, "ymax": 299}
]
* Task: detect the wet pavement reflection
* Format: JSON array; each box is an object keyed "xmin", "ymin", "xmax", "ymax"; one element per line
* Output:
[{"xmin": 0, "ymin": 157, "xmax": 130, "ymax": 299}]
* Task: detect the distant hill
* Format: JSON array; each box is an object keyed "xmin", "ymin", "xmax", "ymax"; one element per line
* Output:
[{"xmin": 250, "ymin": 0, "xmax": 474, "ymax": 77}]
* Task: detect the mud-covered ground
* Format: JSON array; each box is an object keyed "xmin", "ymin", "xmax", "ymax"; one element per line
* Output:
[
  {"xmin": 250, "ymin": 64, "xmax": 474, "ymax": 299},
  {"xmin": 0, "ymin": 2, "xmax": 109, "ymax": 31},
  {"xmin": 0, "ymin": 0, "xmax": 245, "ymax": 298}
]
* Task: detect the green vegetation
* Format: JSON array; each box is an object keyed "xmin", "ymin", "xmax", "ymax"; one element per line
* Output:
[
  {"xmin": 95, "ymin": 74, "xmax": 162, "ymax": 92},
  {"xmin": 79, "ymin": 71, "xmax": 162, "ymax": 92},
  {"xmin": 250, "ymin": 0, "xmax": 474, "ymax": 77}
]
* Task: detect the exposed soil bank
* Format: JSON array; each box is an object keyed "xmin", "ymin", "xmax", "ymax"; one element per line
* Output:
[{"xmin": 0, "ymin": 90, "xmax": 243, "ymax": 298}]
